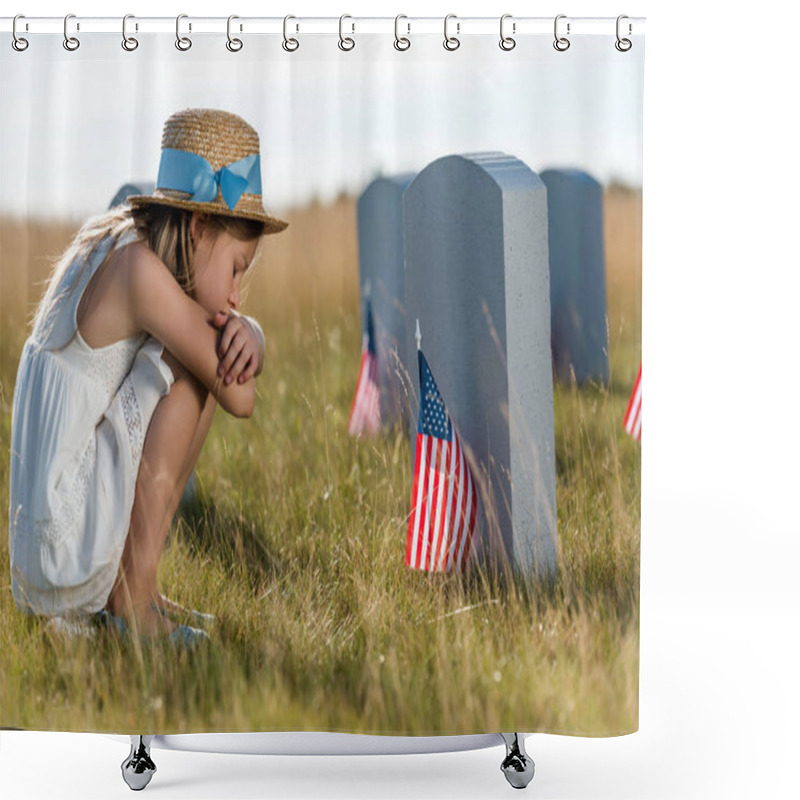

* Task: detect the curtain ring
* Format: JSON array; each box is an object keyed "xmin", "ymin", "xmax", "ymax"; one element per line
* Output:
[
  {"xmin": 443, "ymin": 14, "xmax": 460, "ymax": 51},
  {"xmin": 12, "ymin": 15, "xmax": 29, "ymax": 52},
  {"xmin": 553, "ymin": 14, "xmax": 570, "ymax": 51},
  {"xmin": 63, "ymin": 14, "xmax": 80, "ymax": 51},
  {"xmin": 615, "ymin": 15, "xmax": 632, "ymax": 52},
  {"xmin": 282, "ymin": 15, "xmax": 299, "ymax": 52},
  {"xmin": 227, "ymin": 15, "xmax": 243, "ymax": 52},
  {"xmin": 339, "ymin": 14, "xmax": 355, "ymax": 51},
  {"xmin": 122, "ymin": 14, "xmax": 138, "ymax": 51},
  {"xmin": 499, "ymin": 14, "xmax": 516, "ymax": 51},
  {"xmin": 394, "ymin": 14, "xmax": 411, "ymax": 51},
  {"xmin": 176, "ymin": 14, "xmax": 192, "ymax": 51}
]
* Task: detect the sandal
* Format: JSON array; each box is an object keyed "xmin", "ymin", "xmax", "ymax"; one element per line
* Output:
[
  {"xmin": 93, "ymin": 609, "xmax": 210, "ymax": 651},
  {"xmin": 150, "ymin": 598, "xmax": 215, "ymax": 629}
]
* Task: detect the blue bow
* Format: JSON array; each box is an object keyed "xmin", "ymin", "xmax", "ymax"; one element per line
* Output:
[{"xmin": 155, "ymin": 148, "xmax": 262, "ymax": 210}]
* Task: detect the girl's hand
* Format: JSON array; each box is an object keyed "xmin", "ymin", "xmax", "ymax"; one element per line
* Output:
[{"xmin": 211, "ymin": 311, "xmax": 264, "ymax": 385}]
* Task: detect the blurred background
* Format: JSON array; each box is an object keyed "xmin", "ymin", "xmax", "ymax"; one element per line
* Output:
[{"xmin": 0, "ymin": 33, "xmax": 641, "ymax": 220}]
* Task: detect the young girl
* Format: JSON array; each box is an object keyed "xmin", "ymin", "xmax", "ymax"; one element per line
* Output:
[{"xmin": 7, "ymin": 108, "xmax": 288, "ymax": 648}]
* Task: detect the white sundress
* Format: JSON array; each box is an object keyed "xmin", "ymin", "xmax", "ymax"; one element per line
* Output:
[{"xmin": 8, "ymin": 228, "xmax": 175, "ymax": 617}]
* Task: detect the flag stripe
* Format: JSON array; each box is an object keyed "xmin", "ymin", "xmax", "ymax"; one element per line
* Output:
[
  {"xmin": 406, "ymin": 348, "xmax": 478, "ymax": 573},
  {"xmin": 439, "ymin": 439, "xmax": 457, "ymax": 572},
  {"xmin": 366, "ymin": 355, "xmax": 380, "ymax": 433},
  {"xmin": 347, "ymin": 353, "xmax": 363, "ymax": 434},
  {"xmin": 428, "ymin": 438, "xmax": 447, "ymax": 571},
  {"xmin": 408, "ymin": 434, "xmax": 428, "ymax": 569},
  {"xmin": 628, "ymin": 392, "xmax": 641, "ymax": 434},
  {"xmin": 437, "ymin": 437, "xmax": 459, "ymax": 571},
  {"xmin": 625, "ymin": 379, "xmax": 642, "ymax": 434},
  {"xmin": 430, "ymin": 440, "xmax": 450, "ymax": 571},
  {"xmin": 422, "ymin": 438, "xmax": 442, "ymax": 570},
  {"xmin": 623, "ymin": 364, "xmax": 642, "ymax": 441},
  {"xmin": 416, "ymin": 437, "xmax": 433, "ymax": 570},
  {"xmin": 361, "ymin": 371, "xmax": 372, "ymax": 433},
  {"xmin": 411, "ymin": 436, "xmax": 428, "ymax": 567},
  {"xmin": 444, "ymin": 435, "xmax": 465, "ymax": 571},
  {"xmin": 406, "ymin": 433, "xmax": 423, "ymax": 566},
  {"xmin": 348, "ymin": 326, "xmax": 381, "ymax": 436},
  {"xmin": 360, "ymin": 356, "xmax": 380, "ymax": 433},
  {"xmin": 348, "ymin": 351, "xmax": 369, "ymax": 434}
]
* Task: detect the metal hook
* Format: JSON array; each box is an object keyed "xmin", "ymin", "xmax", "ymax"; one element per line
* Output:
[
  {"xmin": 176, "ymin": 14, "xmax": 192, "ymax": 51},
  {"xmin": 282, "ymin": 15, "xmax": 299, "ymax": 52},
  {"xmin": 12, "ymin": 15, "xmax": 29, "ymax": 51},
  {"xmin": 444, "ymin": 13, "xmax": 460, "ymax": 51},
  {"xmin": 227, "ymin": 15, "xmax": 243, "ymax": 52},
  {"xmin": 339, "ymin": 14, "xmax": 355, "ymax": 51},
  {"xmin": 499, "ymin": 13, "xmax": 516, "ymax": 51},
  {"xmin": 122, "ymin": 14, "xmax": 138, "ymax": 51},
  {"xmin": 63, "ymin": 13, "xmax": 80, "ymax": 51},
  {"xmin": 553, "ymin": 14, "xmax": 570, "ymax": 52},
  {"xmin": 394, "ymin": 14, "xmax": 411, "ymax": 51},
  {"xmin": 615, "ymin": 15, "xmax": 632, "ymax": 51}
]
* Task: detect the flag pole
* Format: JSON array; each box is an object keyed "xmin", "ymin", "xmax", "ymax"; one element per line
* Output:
[{"xmin": 415, "ymin": 318, "xmax": 422, "ymax": 352}]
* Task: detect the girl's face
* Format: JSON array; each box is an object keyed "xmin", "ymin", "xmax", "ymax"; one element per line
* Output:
[{"xmin": 190, "ymin": 215, "xmax": 258, "ymax": 316}]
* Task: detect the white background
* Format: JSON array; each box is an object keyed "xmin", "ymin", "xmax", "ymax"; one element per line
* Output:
[{"xmin": 2, "ymin": 1, "xmax": 799, "ymax": 798}]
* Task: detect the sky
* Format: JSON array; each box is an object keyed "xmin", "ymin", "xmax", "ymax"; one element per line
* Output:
[{"xmin": 0, "ymin": 30, "xmax": 643, "ymax": 221}]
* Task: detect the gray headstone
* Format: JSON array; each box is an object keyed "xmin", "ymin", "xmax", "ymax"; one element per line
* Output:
[
  {"xmin": 109, "ymin": 182, "xmax": 156, "ymax": 209},
  {"xmin": 356, "ymin": 174, "xmax": 416, "ymax": 426},
  {"xmin": 403, "ymin": 153, "xmax": 557, "ymax": 580},
  {"xmin": 540, "ymin": 169, "xmax": 609, "ymax": 385}
]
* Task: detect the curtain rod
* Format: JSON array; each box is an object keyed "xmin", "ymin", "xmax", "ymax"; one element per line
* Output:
[{"xmin": 1, "ymin": 16, "xmax": 646, "ymax": 37}]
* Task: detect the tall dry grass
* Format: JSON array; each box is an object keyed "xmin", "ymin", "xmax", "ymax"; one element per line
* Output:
[{"xmin": 0, "ymin": 190, "xmax": 641, "ymax": 736}]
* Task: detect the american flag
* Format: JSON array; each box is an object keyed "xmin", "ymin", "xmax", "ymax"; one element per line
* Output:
[
  {"xmin": 623, "ymin": 362, "xmax": 642, "ymax": 441},
  {"xmin": 406, "ymin": 349, "xmax": 477, "ymax": 572},
  {"xmin": 347, "ymin": 301, "xmax": 380, "ymax": 436}
]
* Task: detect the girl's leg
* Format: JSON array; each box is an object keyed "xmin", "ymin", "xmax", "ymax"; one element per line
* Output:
[
  {"xmin": 106, "ymin": 350, "xmax": 217, "ymax": 636},
  {"xmin": 154, "ymin": 376, "xmax": 218, "ymax": 619}
]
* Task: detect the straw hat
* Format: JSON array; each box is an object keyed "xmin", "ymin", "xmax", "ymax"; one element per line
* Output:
[{"xmin": 128, "ymin": 108, "xmax": 288, "ymax": 234}]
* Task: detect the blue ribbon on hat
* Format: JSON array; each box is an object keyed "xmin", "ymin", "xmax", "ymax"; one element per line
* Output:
[{"xmin": 155, "ymin": 148, "xmax": 262, "ymax": 210}]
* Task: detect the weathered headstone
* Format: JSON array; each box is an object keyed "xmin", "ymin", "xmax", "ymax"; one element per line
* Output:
[
  {"xmin": 403, "ymin": 153, "xmax": 557, "ymax": 580},
  {"xmin": 356, "ymin": 174, "xmax": 415, "ymax": 427},
  {"xmin": 109, "ymin": 182, "xmax": 156, "ymax": 209},
  {"xmin": 540, "ymin": 169, "xmax": 609, "ymax": 385}
]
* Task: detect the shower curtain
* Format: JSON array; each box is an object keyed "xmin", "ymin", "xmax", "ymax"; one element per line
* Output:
[{"xmin": 0, "ymin": 16, "xmax": 644, "ymax": 737}]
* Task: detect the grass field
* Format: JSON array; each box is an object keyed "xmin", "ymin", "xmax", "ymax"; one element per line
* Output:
[{"xmin": 0, "ymin": 189, "xmax": 641, "ymax": 736}]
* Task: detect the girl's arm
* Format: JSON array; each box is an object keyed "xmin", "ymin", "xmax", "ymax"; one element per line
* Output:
[{"xmin": 124, "ymin": 242, "xmax": 256, "ymax": 418}]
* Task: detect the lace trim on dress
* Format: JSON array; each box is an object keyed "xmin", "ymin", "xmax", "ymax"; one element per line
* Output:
[
  {"xmin": 83, "ymin": 335, "xmax": 145, "ymax": 395},
  {"xmin": 119, "ymin": 377, "xmax": 145, "ymax": 466}
]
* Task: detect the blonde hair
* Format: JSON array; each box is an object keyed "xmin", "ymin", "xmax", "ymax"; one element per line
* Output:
[
  {"xmin": 32, "ymin": 203, "xmax": 265, "ymax": 343},
  {"xmin": 130, "ymin": 204, "xmax": 265, "ymax": 298}
]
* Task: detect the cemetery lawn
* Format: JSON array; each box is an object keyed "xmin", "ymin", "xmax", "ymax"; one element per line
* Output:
[{"xmin": 0, "ymin": 189, "xmax": 641, "ymax": 736}]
